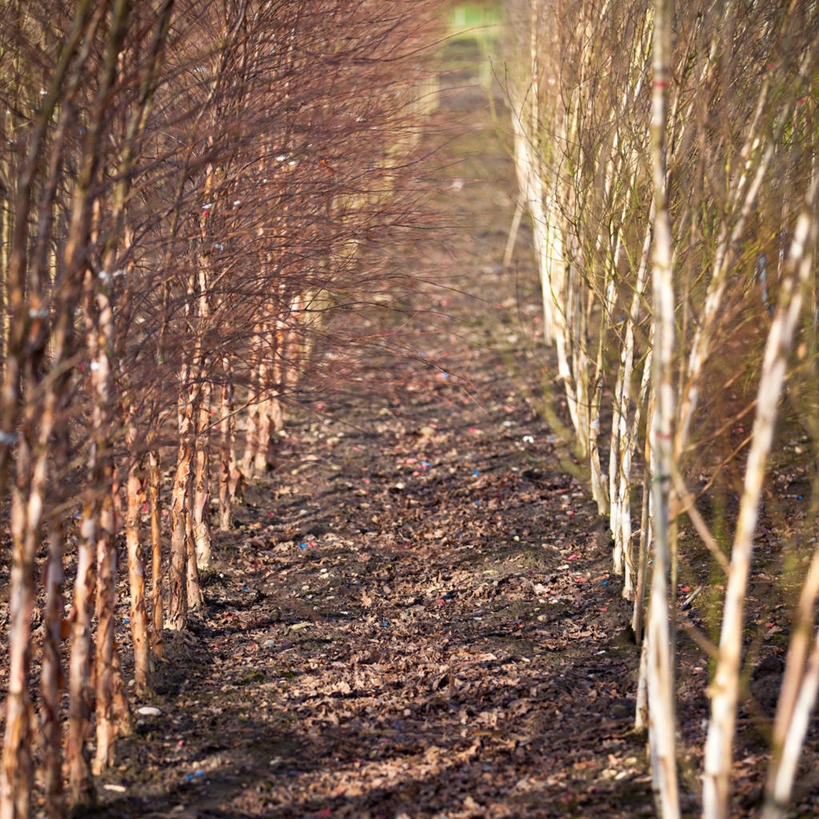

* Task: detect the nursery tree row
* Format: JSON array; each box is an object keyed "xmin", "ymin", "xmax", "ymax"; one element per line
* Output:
[
  {"xmin": 0, "ymin": 1, "xmax": 437, "ymax": 815},
  {"xmin": 504, "ymin": 1, "xmax": 818, "ymax": 816}
]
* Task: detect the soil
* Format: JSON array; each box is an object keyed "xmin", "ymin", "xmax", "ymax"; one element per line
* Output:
[{"xmin": 26, "ymin": 38, "xmax": 819, "ymax": 819}]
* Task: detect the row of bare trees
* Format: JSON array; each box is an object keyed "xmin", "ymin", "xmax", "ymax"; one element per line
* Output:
[
  {"xmin": 0, "ymin": 1, "xmax": 436, "ymax": 815},
  {"xmin": 505, "ymin": 0, "xmax": 818, "ymax": 816}
]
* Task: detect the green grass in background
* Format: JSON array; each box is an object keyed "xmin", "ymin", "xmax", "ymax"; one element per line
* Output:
[{"xmin": 447, "ymin": 2, "xmax": 503, "ymax": 44}]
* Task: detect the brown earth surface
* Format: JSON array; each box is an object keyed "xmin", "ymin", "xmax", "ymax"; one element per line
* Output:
[{"xmin": 14, "ymin": 39, "xmax": 818, "ymax": 819}]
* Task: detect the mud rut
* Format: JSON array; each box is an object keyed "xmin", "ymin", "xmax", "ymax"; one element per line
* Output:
[{"xmin": 92, "ymin": 47, "xmax": 658, "ymax": 819}]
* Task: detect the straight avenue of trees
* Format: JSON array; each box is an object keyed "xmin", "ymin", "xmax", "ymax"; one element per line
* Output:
[{"xmin": 1, "ymin": 0, "xmax": 818, "ymax": 817}]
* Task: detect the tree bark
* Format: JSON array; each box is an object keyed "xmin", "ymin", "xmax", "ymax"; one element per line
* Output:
[
  {"xmin": 92, "ymin": 490, "xmax": 117, "ymax": 774},
  {"xmin": 66, "ymin": 510, "xmax": 95, "ymax": 807},
  {"xmin": 168, "ymin": 434, "xmax": 190, "ymax": 631},
  {"xmin": 40, "ymin": 519, "xmax": 65, "ymax": 819},
  {"xmin": 125, "ymin": 432, "xmax": 150, "ymax": 693},
  {"xmin": 217, "ymin": 367, "xmax": 236, "ymax": 530},
  {"xmin": 192, "ymin": 374, "xmax": 212, "ymax": 569},
  {"xmin": 148, "ymin": 449, "xmax": 164, "ymax": 658},
  {"xmin": 645, "ymin": 1, "xmax": 680, "ymax": 815}
]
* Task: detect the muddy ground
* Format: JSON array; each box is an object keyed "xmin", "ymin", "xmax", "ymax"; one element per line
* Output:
[{"xmin": 21, "ymin": 39, "xmax": 819, "ymax": 819}]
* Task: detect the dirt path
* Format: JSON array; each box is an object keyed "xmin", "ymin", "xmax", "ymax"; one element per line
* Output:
[{"xmin": 94, "ymin": 43, "xmax": 656, "ymax": 819}]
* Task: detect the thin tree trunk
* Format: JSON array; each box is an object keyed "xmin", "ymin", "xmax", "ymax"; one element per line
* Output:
[
  {"xmin": 762, "ymin": 624, "xmax": 819, "ymax": 819},
  {"xmin": 185, "ymin": 498, "xmax": 204, "ymax": 611},
  {"xmin": 192, "ymin": 375, "xmax": 212, "ymax": 568},
  {"xmin": 169, "ymin": 347, "xmax": 198, "ymax": 629},
  {"xmin": 38, "ymin": 433, "xmax": 72, "ymax": 819},
  {"xmin": 763, "ymin": 539, "xmax": 819, "ymax": 816},
  {"xmin": 40, "ymin": 519, "xmax": 65, "ymax": 819},
  {"xmin": 646, "ymin": 1, "xmax": 680, "ymax": 814},
  {"xmin": 252, "ymin": 359, "xmax": 272, "ymax": 474},
  {"xmin": 270, "ymin": 340, "xmax": 285, "ymax": 435},
  {"xmin": 632, "ymin": 456, "xmax": 653, "ymax": 643},
  {"xmin": 168, "ymin": 434, "xmax": 190, "ymax": 631},
  {"xmin": 110, "ymin": 639, "xmax": 132, "ymax": 737},
  {"xmin": 148, "ymin": 448, "xmax": 164, "ymax": 658},
  {"xmin": 241, "ymin": 354, "xmax": 260, "ymax": 477},
  {"xmin": 588, "ymin": 273, "xmax": 616, "ymax": 517},
  {"xmin": 92, "ymin": 490, "xmax": 117, "ymax": 775},
  {"xmin": 610, "ymin": 213, "xmax": 652, "ymax": 584},
  {"xmin": 1, "ymin": 477, "xmax": 37, "ymax": 819},
  {"xmin": 82, "ymin": 258, "xmax": 122, "ymax": 774},
  {"xmin": 502, "ymin": 191, "xmax": 526, "ymax": 271},
  {"xmin": 1, "ymin": 274, "xmax": 59, "ymax": 819},
  {"xmin": 125, "ymin": 430, "xmax": 150, "ymax": 693},
  {"xmin": 192, "ymin": 204, "xmax": 213, "ymax": 563},
  {"xmin": 217, "ymin": 367, "xmax": 235, "ymax": 530},
  {"xmin": 703, "ymin": 178, "xmax": 817, "ymax": 819},
  {"xmin": 66, "ymin": 507, "xmax": 95, "ymax": 807}
]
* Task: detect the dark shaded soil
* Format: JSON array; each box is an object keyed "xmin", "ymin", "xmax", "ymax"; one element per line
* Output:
[{"xmin": 33, "ymin": 38, "xmax": 818, "ymax": 819}]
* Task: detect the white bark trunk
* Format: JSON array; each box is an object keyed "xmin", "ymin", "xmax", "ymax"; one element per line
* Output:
[
  {"xmin": 703, "ymin": 178, "xmax": 817, "ymax": 819},
  {"xmin": 645, "ymin": 2, "xmax": 680, "ymax": 815}
]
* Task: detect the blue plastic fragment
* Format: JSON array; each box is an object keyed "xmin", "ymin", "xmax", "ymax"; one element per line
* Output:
[
  {"xmin": 473, "ymin": 470, "xmax": 479, "ymax": 476},
  {"xmin": 298, "ymin": 543, "xmax": 308, "ymax": 549}
]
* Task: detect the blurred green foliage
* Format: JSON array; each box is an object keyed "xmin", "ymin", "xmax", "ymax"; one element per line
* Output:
[{"xmin": 447, "ymin": 2, "xmax": 503, "ymax": 44}]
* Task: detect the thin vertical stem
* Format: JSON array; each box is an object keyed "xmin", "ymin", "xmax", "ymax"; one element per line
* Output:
[{"xmin": 646, "ymin": 1, "xmax": 680, "ymax": 815}]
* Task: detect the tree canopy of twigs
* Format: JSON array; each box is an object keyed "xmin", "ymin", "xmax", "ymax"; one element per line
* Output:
[{"xmin": 0, "ymin": 1, "xmax": 438, "ymax": 815}]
